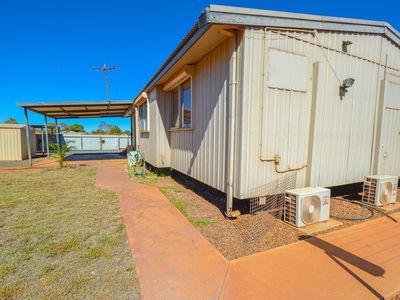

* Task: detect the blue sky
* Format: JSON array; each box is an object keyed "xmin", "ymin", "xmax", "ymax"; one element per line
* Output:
[{"xmin": 1, "ymin": 0, "xmax": 398, "ymax": 131}]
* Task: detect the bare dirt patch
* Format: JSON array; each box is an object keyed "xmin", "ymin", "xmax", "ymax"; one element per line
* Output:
[{"xmin": 131, "ymin": 171, "xmax": 400, "ymax": 260}]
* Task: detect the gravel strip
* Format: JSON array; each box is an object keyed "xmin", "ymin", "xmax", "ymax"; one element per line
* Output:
[{"xmin": 148, "ymin": 175, "xmax": 400, "ymax": 260}]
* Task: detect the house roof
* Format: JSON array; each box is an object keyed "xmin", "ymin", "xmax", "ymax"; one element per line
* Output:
[
  {"xmin": 17, "ymin": 100, "xmax": 132, "ymax": 119},
  {"xmin": 205, "ymin": 5, "xmax": 400, "ymax": 44},
  {"xmin": 132, "ymin": 5, "xmax": 400, "ymax": 106}
]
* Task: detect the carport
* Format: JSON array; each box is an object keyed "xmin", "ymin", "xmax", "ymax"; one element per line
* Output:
[{"xmin": 17, "ymin": 100, "xmax": 135, "ymax": 166}]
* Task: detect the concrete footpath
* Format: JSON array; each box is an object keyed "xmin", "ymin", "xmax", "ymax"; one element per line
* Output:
[
  {"xmin": 96, "ymin": 161, "xmax": 228, "ymax": 299},
  {"xmin": 96, "ymin": 160, "xmax": 400, "ymax": 300}
]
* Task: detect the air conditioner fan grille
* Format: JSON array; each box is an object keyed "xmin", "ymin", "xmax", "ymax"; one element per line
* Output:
[
  {"xmin": 284, "ymin": 194, "xmax": 297, "ymax": 226},
  {"xmin": 363, "ymin": 178, "xmax": 377, "ymax": 205}
]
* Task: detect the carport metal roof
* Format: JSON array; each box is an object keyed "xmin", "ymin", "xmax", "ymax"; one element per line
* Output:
[
  {"xmin": 17, "ymin": 100, "xmax": 133, "ymax": 119},
  {"xmin": 16, "ymin": 100, "xmax": 135, "ymax": 167}
]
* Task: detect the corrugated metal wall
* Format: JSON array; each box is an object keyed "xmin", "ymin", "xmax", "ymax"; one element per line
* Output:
[
  {"xmin": 0, "ymin": 126, "xmax": 22, "ymax": 160},
  {"xmin": 155, "ymin": 87, "xmax": 171, "ymax": 167},
  {"xmin": 0, "ymin": 125, "xmax": 36, "ymax": 161},
  {"xmin": 237, "ymin": 28, "xmax": 400, "ymax": 198},
  {"xmin": 168, "ymin": 38, "xmax": 232, "ymax": 192},
  {"xmin": 134, "ymin": 26, "xmax": 400, "ymax": 200},
  {"xmin": 137, "ymin": 87, "xmax": 171, "ymax": 168},
  {"xmin": 136, "ymin": 91, "xmax": 154, "ymax": 164},
  {"xmin": 376, "ymin": 77, "xmax": 400, "ymax": 175},
  {"xmin": 21, "ymin": 127, "xmax": 36, "ymax": 160}
]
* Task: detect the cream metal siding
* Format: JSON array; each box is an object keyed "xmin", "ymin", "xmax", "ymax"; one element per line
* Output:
[
  {"xmin": 236, "ymin": 28, "xmax": 400, "ymax": 198},
  {"xmin": 137, "ymin": 91, "xmax": 155, "ymax": 166},
  {"xmin": 375, "ymin": 77, "xmax": 400, "ymax": 175},
  {"xmin": 307, "ymin": 59, "xmax": 379, "ymax": 186},
  {"xmin": 0, "ymin": 126, "xmax": 22, "ymax": 160},
  {"xmin": 21, "ymin": 127, "xmax": 36, "ymax": 160},
  {"xmin": 137, "ymin": 88, "xmax": 171, "ymax": 168},
  {"xmin": 154, "ymin": 87, "xmax": 171, "ymax": 167},
  {"xmin": 375, "ymin": 39, "xmax": 400, "ymax": 177},
  {"xmin": 133, "ymin": 21, "xmax": 400, "ymax": 201},
  {"xmin": 168, "ymin": 38, "xmax": 232, "ymax": 192},
  {"xmin": 0, "ymin": 124, "xmax": 36, "ymax": 161}
]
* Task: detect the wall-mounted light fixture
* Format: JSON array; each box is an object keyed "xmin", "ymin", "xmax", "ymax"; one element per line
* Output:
[
  {"xmin": 342, "ymin": 78, "xmax": 355, "ymax": 89},
  {"xmin": 342, "ymin": 40, "xmax": 353, "ymax": 52},
  {"xmin": 340, "ymin": 78, "xmax": 355, "ymax": 99}
]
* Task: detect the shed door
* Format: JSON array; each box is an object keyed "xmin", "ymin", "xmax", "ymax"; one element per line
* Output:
[{"xmin": 377, "ymin": 80, "xmax": 400, "ymax": 175}]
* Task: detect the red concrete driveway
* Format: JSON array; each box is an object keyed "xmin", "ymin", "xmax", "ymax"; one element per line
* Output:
[{"xmin": 95, "ymin": 160, "xmax": 400, "ymax": 300}]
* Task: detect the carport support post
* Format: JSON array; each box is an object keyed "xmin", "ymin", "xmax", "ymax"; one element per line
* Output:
[
  {"xmin": 130, "ymin": 114, "xmax": 135, "ymax": 150},
  {"xmin": 55, "ymin": 119, "xmax": 60, "ymax": 145},
  {"xmin": 44, "ymin": 115, "xmax": 50, "ymax": 158},
  {"xmin": 24, "ymin": 108, "xmax": 32, "ymax": 167},
  {"xmin": 41, "ymin": 130, "xmax": 44, "ymax": 153}
]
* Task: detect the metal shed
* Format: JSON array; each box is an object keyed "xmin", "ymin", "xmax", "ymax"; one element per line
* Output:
[
  {"xmin": 132, "ymin": 5, "xmax": 400, "ymax": 215},
  {"xmin": 0, "ymin": 124, "xmax": 36, "ymax": 161}
]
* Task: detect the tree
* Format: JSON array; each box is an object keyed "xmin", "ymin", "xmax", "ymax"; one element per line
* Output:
[
  {"xmin": 109, "ymin": 125, "xmax": 122, "ymax": 135},
  {"xmin": 90, "ymin": 129, "xmax": 105, "ymax": 134},
  {"xmin": 98, "ymin": 121, "xmax": 106, "ymax": 133},
  {"xmin": 91, "ymin": 122, "xmax": 126, "ymax": 135},
  {"xmin": 67, "ymin": 123, "xmax": 85, "ymax": 133},
  {"xmin": 60, "ymin": 122, "xmax": 68, "ymax": 131},
  {"xmin": 5, "ymin": 117, "xmax": 17, "ymax": 124},
  {"xmin": 49, "ymin": 142, "xmax": 75, "ymax": 168}
]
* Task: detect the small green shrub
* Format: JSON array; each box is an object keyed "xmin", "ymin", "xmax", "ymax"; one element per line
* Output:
[
  {"xmin": 49, "ymin": 142, "xmax": 75, "ymax": 168},
  {"xmin": 170, "ymin": 199, "xmax": 188, "ymax": 217},
  {"xmin": 191, "ymin": 219, "xmax": 212, "ymax": 227}
]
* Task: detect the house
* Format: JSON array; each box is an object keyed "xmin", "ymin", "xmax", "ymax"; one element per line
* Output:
[{"xmin": 129, "ymin": 5, "xmax": 400, "ymax": 216}]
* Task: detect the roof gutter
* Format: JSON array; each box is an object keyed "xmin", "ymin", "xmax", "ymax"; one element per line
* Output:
[{"xmin": 207, "ymin": 5, "xmax": 400, "ymax": 46}]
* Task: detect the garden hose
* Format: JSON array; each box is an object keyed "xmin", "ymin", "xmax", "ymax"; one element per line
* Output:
[
  {"xmin": 355, "ymin": 200, "xmax": 399, "ymax": 223},
  {"xmin": 330, "ymin": 197, "xmax": 398, "ymax": 223},
  {"xmin": 330, "ymin": 198, "xmax": 375, "ymax": 221},
  {"xmin": 127, "ymin": 150, "xmax": 146, "ymax": 177}
]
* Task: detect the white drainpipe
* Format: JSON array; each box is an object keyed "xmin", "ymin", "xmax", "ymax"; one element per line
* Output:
[{"xmin": 226, "ymin": 30, "xmax": 238, "ymax": 216}]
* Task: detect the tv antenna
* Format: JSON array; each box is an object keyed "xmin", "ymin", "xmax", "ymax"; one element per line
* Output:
[{"xmin": 91, "ymin": 64, "xmax": 120, "ymax": 104}]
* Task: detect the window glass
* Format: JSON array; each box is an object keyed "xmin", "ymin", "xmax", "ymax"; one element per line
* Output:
[
  {"xmin": 139, "ymin": 101, "xmax": 148, "ymax": 131},
  {"xmin": 181, "ymin": 79, "xmax": 191, "ymax": 128},
  {"xmin": 170, "ymin": 87, "xmax": 179, "ymax": 128},
  {"xmin": 169, "ymin": 78, "xmax": 192, "ymax": 129}
]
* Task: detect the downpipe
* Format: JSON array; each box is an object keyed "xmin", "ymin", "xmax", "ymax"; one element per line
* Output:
[{"xmin": 226, "ymin": 30, "xmax": 238, "ymax": 217}]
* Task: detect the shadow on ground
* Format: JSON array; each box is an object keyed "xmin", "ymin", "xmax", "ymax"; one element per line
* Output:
[
  {"xmin": 66, "ymin": 152, "xmax": 127, "ymax": 161},
  {"xmin": 300, "ymin": 235, "xmax": 385, "ymax": 299},
  {"xmin": 171, "ymin": 170, "xmax": 251, "ymax": 217}
]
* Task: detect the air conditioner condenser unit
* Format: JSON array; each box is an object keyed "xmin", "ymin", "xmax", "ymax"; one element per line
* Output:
[
  {"xmin": 284, "ymin": 187, "xmax": 331, "ymax": 228},
  {"xmin": 363, "ymin": 175, "xmax": 398, "ymax": 206}
]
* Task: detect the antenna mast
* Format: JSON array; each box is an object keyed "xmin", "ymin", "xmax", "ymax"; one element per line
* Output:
[{"xmin": 91, "ymin": 64, "xmax": 120, "ymax": 104}]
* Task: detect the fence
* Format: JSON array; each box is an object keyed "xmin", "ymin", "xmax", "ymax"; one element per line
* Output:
[{"xmin": 62, "ymin": 133, "xmax": 131, "ymax": 152}]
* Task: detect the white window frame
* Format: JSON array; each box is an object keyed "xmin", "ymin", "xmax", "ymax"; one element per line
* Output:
[
  {"xmin": 138, "ymin": 100, "xmax": 149, "ymax": 132},
  {"xmin": 168, "ymin": 77, "xmax": 192, "ymax": 130}
]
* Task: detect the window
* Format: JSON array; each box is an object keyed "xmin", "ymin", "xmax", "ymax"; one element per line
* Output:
[
  {"xmin": 169, "ymin": 78, "xmax": 192, "ymax": 129},
  {"xmin": 181, "ymin": 79, "xmax": 191, "ymax": 128},
  {"xmin": 138, "ymin": 101, "xmax": 148, "ymax": 132}
]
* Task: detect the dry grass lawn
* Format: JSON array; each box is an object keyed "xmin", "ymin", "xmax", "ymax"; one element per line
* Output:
[{"xmin": 0, "ymin": 166, "xmax": 139, "ymax": 299}]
